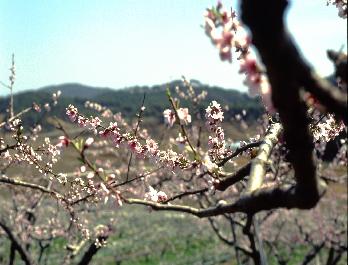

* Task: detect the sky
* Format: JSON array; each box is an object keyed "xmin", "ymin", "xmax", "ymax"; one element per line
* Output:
[{"xmin": 0, "ymin": 0, "xmax": 347, "ymax": 96}]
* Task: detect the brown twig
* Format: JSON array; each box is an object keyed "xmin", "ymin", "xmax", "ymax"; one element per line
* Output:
[
  {"xmin": 217, "ymin": 141, "xmax": 261, "ymax": 167},
  {"xmin": 126, "ymin": 93, "xmax": 146, "ymax": 181}
]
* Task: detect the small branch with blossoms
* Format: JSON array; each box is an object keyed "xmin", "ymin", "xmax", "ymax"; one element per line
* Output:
[
  {"xmin": 0, "ymin": 107, "xmax": 32, "ymax": 129},
  {"xmin": 64, "ymin": 91, "xmax": 306, "ymax": 217},
  {"xmin": 204, "ymin": 4, "xmax": 274, "ymax": 113},
  {"xmin": 165, "ymin": 89, "xmax": 198, "ymax": 158},
  {"xmin": 162, "ymin": 187, "xmax": 209, "ymax": 203},
  {"xmin": 55, "ymin": 120, "xmax": 124, "ymax": 206},
  {"xmin": 327, "ymin": 0, "xmax": 347, "ymax": 18},
  {"xmin": 126, "ymin": 93, "xmax": 146, "ymax": 181},
  {"xmin": 124, "ymin": 122, "xmax": 287, "ymax": 216},
  {"xmin": 66, "ymin": 104, "xmax": 193, "ymax": 172},
  {"xmin": 70, "ymin": 166, "xmax": 163, "ymax": 206}
]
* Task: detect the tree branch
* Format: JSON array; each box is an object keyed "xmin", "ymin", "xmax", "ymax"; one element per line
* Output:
[
  {"xmin": 247, "ymin": 123, "xmax": 282, "ymax": 192},
  {"xmin": 217, "ymin": 141, "xmax": 261, "ymax": 167},
  {"xmin": 215, "ymin": 162, "xmax": 251, "ymax": 191},
  {"xmin": 0, "ymin": 107, "xmax": 32, "ymax": 128},
  {"xmin": 125, "ymin": 182, "xmax": 327, "ymax": 217},
  {"xmin": 76, "ymin": 234, "xmax": 110, "ymax": 265},
  {"xmin": 241, "ymin": 0, "xmax": 328, "ymax": 210},
  {"xmin": 0, "ymin": 175, "xmax": 61, "ymax": 199},
  {"xmin": 0, "ymin": 218, "xmax": 36, "ymax": 265}
]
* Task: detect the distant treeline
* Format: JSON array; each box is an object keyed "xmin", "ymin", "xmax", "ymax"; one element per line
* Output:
[{"xmin": 0, "ymin": 80, "xmax": 265, "ymax": 130}]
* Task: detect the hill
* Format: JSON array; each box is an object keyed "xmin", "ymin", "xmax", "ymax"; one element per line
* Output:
[
  {"xmin": 0, "ymin": 81, "xmax": 264, "ymax": 130},
  {"xmin": 39, "ymin": 83, "xmax": 114, "ymax": 99}
]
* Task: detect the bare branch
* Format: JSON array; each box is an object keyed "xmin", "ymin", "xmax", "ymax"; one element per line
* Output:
[
  {"xmin": 163, "ymin": 187, "xmax": 209, "ymax": 203},
  {"xmin": 217, "ymin": 141, "xmax": 261, "ymax": 167},
  {"xmin": 0, "ymin": 107, "xmax": 32, "ymax": 128},
  {"xmin": 0, "ymin": 175, "xmax": 62, "ymax": 199},
  {"xmin": 215, "ymin": 162, "xmax": 251, "ymax": 191}
]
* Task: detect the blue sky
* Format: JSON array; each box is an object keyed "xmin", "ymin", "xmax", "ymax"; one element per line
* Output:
[{"xmin": 0, "ymin": 0, "xmax": 346, "ymax": 96}]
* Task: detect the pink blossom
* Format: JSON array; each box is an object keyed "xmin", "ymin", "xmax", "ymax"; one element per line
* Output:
[
  {"xmin": 77, "ymin": 116, "xmax": 89, "ymax": 127},
  {"xmin": 239, "ymin": 53, "xmax": 258, "ymax": 74},
  {"xmin": 177, "ymin": 108, "xmax": 191, "ymax": 124},
  {"xmin": 145, "ymin": 186, "xmax": 168, "ymax": 203},
  {"xmin": 145, "ymin": 139, "xmax": 159, "ymax": 156},
  {"xmin": 57, "ymin": 136, "xmax": 69, "ymax": 148},
  {"xmin": 175, "ymin": 133, "xmax": 187, "ymax": 150},
  {"xmin": 66, "ymin": 104, "xmax": 78, "ymax": 122},
  {"xmin": 157, "ymin": 191, "xmax": 168, "ymax": 202},
  {"xmin": 205, "ymin": 101, "xmax": 224, "ymax": 125},
  {"xmin": 100, "ymin": 182, "xmax": 110, "ymax": 194},
  {"xmin": 163, "ymin": 109, "xmax": 176, "ymax": 127},
  {"xmin": 128, "ymin": 139, "xmax": 142, "ymax": 155},
  {"xmin": 216, "ymin": 31, "xmax": 234, "ymax": 62},
  {"xmin": 99, "ymin": 122, "xmax": 122, "ymax": 146},
  {"xmin": 89, "ymin": 117, "xmax": 102, "ymax": 129},
  {"xmin": 215, "ymin": 127, "xmax": 225, "ymax": 140},
  {"xmin": 32, "ymin": 103, "xmax": 41, "ymax": 113}
]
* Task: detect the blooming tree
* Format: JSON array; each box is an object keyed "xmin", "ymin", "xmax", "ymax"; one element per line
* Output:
[{"xmin": 0, "ymin": 1, "xmax": 347, "ymax": 264}]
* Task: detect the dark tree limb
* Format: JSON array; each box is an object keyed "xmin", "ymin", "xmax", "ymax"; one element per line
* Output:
[
  {"xmin": 239, "ymin": 0, "xmax": 339, "ymax": 211},
  {"xmin": 163, "ymin": 187, "xmax": 209, "ymax": 203},
  {"xmin": 0, "ymin": 218, "xmax": 36, "ymax": 265},
  {"xmin": 301, "ymin": 242, "xmax": 325, "ymax": 265},
  {"xmin": 216, "ymin": 122, "xmax": 282, "ymax": 192},
  {"xmin": 8, "ymin": 242, "xmax": 16, "ymax": 265},
  {"xmin": 301, "ymin": 71, "xmax": 347, "ymax": 120},
  {"xmin": 327, "ymin": 50, "xmax": 347, "ymax": 87},
  {"xmin": 76, "ymin": 234, "xmax": 110, "ymax": 265},
  {"xmin": 217, "ymin": 141, "xmax": 261, "ymax": 167},
  {"xmin": 243, "ymin": 215, "xmax": 261, "ymax": 265},
  {"xmin": 215, "ymin": 162, "xmax": 251, "ymax": 191},
  {"xmin": 207, "ymin": 217, "xmax": 253, "ymax": 257},
  {"xmin": 126, "ymin": 181, "xmax": 327, "ymax": 217}
]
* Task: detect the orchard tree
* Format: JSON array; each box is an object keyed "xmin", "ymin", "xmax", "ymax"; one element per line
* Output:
[{"xmin": 0, "ymin": 0, "xmax": 347, "ymax": 264}]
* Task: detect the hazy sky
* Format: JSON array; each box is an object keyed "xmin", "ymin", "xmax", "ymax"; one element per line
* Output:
[{"xmin": 0, "ymin": 1, "xmax": 346, "ymax": 96}]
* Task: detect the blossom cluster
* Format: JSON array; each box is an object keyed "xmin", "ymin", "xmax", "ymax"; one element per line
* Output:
[
  {"xmin": 52, "ymin": 90, "xmax": 62, "ymax": 106},
  {"xmin": 163, "ymin": 107, "xmax": 191, "ymax": 127},
  {"xmin": 310, "ymin": 114, "xmax": 346, "ymax": 142},
  {"xmin": 144, "ymin": 186, "xmax": 168, "ymax": 203},
  {"xmin": 327, "ymin": 0, "xmax": 347, "ymax": 18},
  {"xmin": 205, "ymin": 101, "xmax": 228, "ymax": 161},
  {"xmin": 204, "ymin": 3, "xmax": 274, "ymax": 113},
  {"xmin": 66, "ymin": 105, "xmax": 191, "ymax": 172},
  {"xmin": 175, "ymin": 77, "xmax": 208, "ymax": 105},
  {"xmin": 9, "ymin": 54, "xmax": 15, "ymax": 87},
  {"xmin": 85, "ymin": 100, "xmax": 113, "ymax": 118},
  {"xmin": 32, "ymin": 90, "xmax": 62, "ymax": 113},
  {"xmin": 0, "ymin": 131, "xmax": 65, "ymax": 178},
  {"xmin": 204, "ymin": 2, "xmax": 247, "ymax": 62}
]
